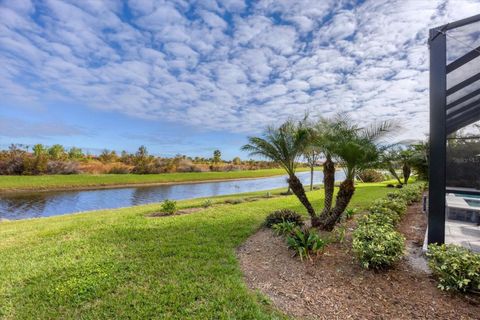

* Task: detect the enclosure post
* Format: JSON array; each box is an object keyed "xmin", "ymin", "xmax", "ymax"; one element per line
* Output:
[{"xmin": 428, "ymin": 28, "xmax": 447, "ymax": 244}]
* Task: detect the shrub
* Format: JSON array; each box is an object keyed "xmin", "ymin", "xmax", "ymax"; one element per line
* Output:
[
  {"xmin": 343, "ymin": 208, "xmax": 357, "ymax": 220},
  {"xmin": 427, "ymin": 244, "xmax": 480, "ymax": 293},
  {"xmin": 367, "ymin": 206, "xmax": 401, "ymax": 225},
  {"xmin": 332, "ymin": 224, "xmax": 347, "ymax": 244},
  {"xmin": 161, "ymin": 199, "xmax": 177, "ymax": 215},
  {"xmin": 271, "ymin": 221, "xmax": 297, "ymax": 236},
  {"xmin": 371, "ymin": 199, "xmax": 407, "ymax": 217},
  {"xmin": 357, "ymin": 169, "xmax": 385, "ymax": 182},
  {"xmin": 352, "ymin": 223, "xmax": 405, "ymax": 269},
  {"xmin": 358, "ymin": 211, "xmax": 397, "ymax": 227},
  {"xmin": 264, "ymin": 209, "xmax": 304, "ymax": 228},
  {"xmin": 46, "ymin": 161, "xmax": 80, "ymax": 174},
  {"xmin": 108, "ymin": 164, "xmax": 131, "ymax": 174},
  {"xmin": 286, "ymin": 227, "xmax": 328, "ymax": 261},
  {"xmin": 201, "ymin": 199, "xmax": 213, "ymax": 208}
]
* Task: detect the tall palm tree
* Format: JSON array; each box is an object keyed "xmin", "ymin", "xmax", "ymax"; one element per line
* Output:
[
  {"xmin": 399, "ymin": 148, "xmax": 414, "ymax": 184},
  {"xmin": 318, "ymin": 116, "xmax": 397, "ymax": 230},
  {"xmin": 242, "ymin": 121, "xmax": 317, "ymax": 220}
]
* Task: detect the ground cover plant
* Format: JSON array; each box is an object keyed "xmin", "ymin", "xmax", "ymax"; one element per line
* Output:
[{"xmin": 0, "ymin": 181, "xmax": 391, "ymax": 319}]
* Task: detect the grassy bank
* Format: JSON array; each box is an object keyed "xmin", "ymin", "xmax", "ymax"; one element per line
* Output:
[
  {"xmin": 0, "ymin": 168, "xmax": 312, "ymax": 193},
  {"xmin": 0, "ymin": 182, "xmax": 390, "ymax": 319}
]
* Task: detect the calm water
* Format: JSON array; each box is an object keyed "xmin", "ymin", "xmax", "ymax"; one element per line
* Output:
[{"xmin": 0, "ymin": 171, "xmax": 345, "ymax": 220}]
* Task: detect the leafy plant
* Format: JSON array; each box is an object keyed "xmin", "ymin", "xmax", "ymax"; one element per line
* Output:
[
  {"xmin": 367, "ymin": 206, "xmax": 401, "ymax": 225},
  {"xmin": 271, "ymin": 221, "xmax": 297, "ymax": 236},
  {"xmin": 343, "ymin": 207, "xmax": 357, "ymax": 220},
  {"xmin": 264, "ymin": 209, "xmax": 304, "ymax": 228},
  {"xmin": 161, "ymin": 199, "xmax": 177, "ymax": 215},
  {"xmin": 332, "ymin": 224, "xmax": 347, "ymax": 244},
  {"xmin": 427, "ymin": 244, "xmax": 480, "ymax": 293},
  {"xmin": 371, "ymin": 198, "xmax": 407, "ymax": 217},
  {"xmin": 286, "ymin": 227, "xmax": 327, "ymax": 261},
  {"xmin": 352, "ymin": 223, "xmax": 405, "ymax": 269},
  {"xmin": 201, "ymin": 199, "xmax": 213, "ymax": 208}
]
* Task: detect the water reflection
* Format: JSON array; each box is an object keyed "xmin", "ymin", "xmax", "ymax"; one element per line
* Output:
[{"xmin": 0, "ymin": 171, "xmax": 345, "ymax": 220}]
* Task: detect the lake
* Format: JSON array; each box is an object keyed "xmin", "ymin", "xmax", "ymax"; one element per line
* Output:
[{"xmin": 0, "ymin": 170, "xmax": 345, "ymax": 220}]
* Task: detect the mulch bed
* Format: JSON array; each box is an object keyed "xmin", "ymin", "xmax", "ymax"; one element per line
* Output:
[
  {"xmin": 237, "ymin": 202, "xmax": 480, "ymax": 319},
  {"xmin": 147, "ymin": 207, "xmax": 204, "ymax": 217}
]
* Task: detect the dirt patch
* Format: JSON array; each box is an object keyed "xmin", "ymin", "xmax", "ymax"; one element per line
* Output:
[
  {"xmin": 237, "ymin": 202, "xmax": 480, "ymax": 319},
  {"xmin": 147, "ymin": 207, "xmax": 204, "ymax": 217}
]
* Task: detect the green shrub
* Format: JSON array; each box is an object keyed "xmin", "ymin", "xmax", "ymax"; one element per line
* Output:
[
  {"xmin": 286, "ymin": 227, "xmax": 327, "ymax": 261},
  {"xmin": 357, "ymin": 169, "xmax": 385, "ymax": 182},
  {"xmin": 264, "ymin": 209, "xmax": 304, "ymax": 228},
  {"xmin": 427, "ymin": 244, "xmax": 480, "ymax": 293},
  {"xmin": 367, "ymin": 206, "xmax": 401, "ymax": 225},
  {"xmin": 343, "ymin": 208, "xmax": 357, "ymax": 220},
  {"xmin": 358, "ymin": 212, "xmax": 397, "ymax": 227},
  {"xmin": 201, "ymin": 199, "xmax": 213, "ymax": 208},
  {"xmin": 352, "ymin": 223, "xmax": 405, "ymax": 269},
  {"xmin": 371, "ymin": 199, "xmax": 407, "ymax": 217},
  {"xmin": 332, "ymin": 224, "xmax": 347, "ymax": 244},
  {"xmin": 271, "ymin": 221, "xmax": 297, "ymax": 236},
  {"xmin": 161, "ymin": 199, "xmax": 177, "ymax": 215}
]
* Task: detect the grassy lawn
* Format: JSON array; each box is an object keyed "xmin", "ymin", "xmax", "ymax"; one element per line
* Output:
[
  {"xmin": 0, "ymin": 182, "xmax": 390, "ymax": 319},
  {"xmin": 0, "ymin": 168, "xmax": 313, "ymax": 192}
]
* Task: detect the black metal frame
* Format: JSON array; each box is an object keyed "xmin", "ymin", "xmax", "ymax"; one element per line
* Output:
[{"xmin": 428, "ymin": 14, "xmax": 480, "ymax": 244}]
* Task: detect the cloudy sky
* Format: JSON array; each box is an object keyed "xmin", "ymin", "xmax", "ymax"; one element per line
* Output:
[{"xmin": 1, "ymin": 0, "xmax": 479, "ymax": 159}]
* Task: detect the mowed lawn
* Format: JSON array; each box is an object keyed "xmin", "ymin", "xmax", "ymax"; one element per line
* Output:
[
  {"xmin": 0, "ymin": 182, "xmax": 391, "ymax": 319},
  {"xmin": 0, "ymin": 168, "xmax": 310, "ymax": 192}
]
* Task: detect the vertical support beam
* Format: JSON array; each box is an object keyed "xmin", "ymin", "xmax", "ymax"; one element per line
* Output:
[{"xmin": 428, "ymin": 28, "xmax": 447, "ymax": 244}]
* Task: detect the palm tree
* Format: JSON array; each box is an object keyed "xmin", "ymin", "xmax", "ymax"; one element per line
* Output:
[
  {"xmin": 399, "ymin": 148, "xmax": 414, "ymax": 184},
  {"xmin": 318, "ymin": 116, "xmax": 397, "ymax": 230},
  {"xmin": 242, "ymin": 121, "xmax": 317, "ymax": 220},
  {"xmin": 310, "ymin": 118, "xmax": 337, "ymax": 223},
  {"xmin": 379, "ymin": 148, "xmax": 403, "ymax": 185}
]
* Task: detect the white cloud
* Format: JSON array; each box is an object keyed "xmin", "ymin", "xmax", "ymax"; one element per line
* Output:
[{"xmin": 0, "ymin": 0, "xmax": 478, "ymax": 143}]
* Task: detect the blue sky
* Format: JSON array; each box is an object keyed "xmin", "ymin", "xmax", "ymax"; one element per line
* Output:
[{"xmin": 1, "ymin": 0, "xmax": 479, "ymax": 159}]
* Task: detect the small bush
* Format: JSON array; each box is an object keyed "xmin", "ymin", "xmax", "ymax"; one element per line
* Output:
[
  {"xmin": 332, "ymin": 224, "xmax": 347, "ymax": 244},
  {"xmin": 427, "ymin": 244, "xmax": 480, "ymax": 293},
  {"xmin": 272, "ymin": 221, "xmax": 297, "ymax": 236},
  {"xmin": 367, "ymin": 206, "xmax": 401, "ymax": 225},
  {"xmin": 264, "ymin": 209, "xmax": 304, "ymax": 228},
  {"xmin": 352, "ymin": 223, "xmax": 405, "ymax": 269},
  {"xmin": 161, "ymin": 199, "xmax": 177, "ymax": 215},
  {"xmin": 357, "ymin": 169, "xmax": 385, "ymax": 182},
  {"xmin": 201, "ymin": 199, "xmax": 213, "ymax": 208},
  {"xmin": 358, "ymin": 211, "xmax": 397, "ymax": 227},
  {"xmin": 108, "ymin": 164, "xmax": 131, "ymax": 174},
  {"xmin": 343, "ymin": 208, "xmax": 357, "ymax": 220},
  {"xmin": 386, "ymin": 184, "xmax": 395, "ymax": 188},
  {"xmin": 286, "ymin": 227, "xmax": 327, "ymax": 261},
  {"xmin": 371, "ymin": 199, "xmax": 407, "ymax": 217}
]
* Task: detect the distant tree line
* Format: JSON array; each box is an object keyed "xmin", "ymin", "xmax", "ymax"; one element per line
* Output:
[{"xmin": 0, "ymin": 144, "xmax": 279, "ymax": 175}]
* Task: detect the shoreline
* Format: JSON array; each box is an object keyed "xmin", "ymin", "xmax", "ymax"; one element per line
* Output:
[{"xmin": 0, "ymin": 174, "xmax": 291, "ymax": 195}]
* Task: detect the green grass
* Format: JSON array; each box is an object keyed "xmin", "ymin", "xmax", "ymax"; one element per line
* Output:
[
  {"xmin": 0, "ymin": 182, "xmax": 391, "ymax": 319},
  {"xmin": 0, "ymin": 168, "xmax": 311, "ymax": 192}
]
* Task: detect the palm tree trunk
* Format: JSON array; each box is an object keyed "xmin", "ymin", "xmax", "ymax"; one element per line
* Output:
[
  {"xmin": 310, "ymin": 164, "xmax": 314, "ymax": 191},
  {"xmin": 319, "ymin": 178, "xmax": 355, "ymax": 231},
  {"xmin": 388, "ymin": 166, "xmax": 403, "ymax": 185},
  {"xmin": 321, "ymin": 155, "xmax": 335, "ymax": 215},
  {"xmin": 287, "ymin": 174, "xmax": 316, "ymax": 220},
  {"xmin": 403, "ymin": 164, "xmax": 411, "ymax": 185}
]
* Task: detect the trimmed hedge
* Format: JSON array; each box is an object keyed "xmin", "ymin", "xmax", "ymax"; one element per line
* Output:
[{"xmin": 352, "ymin": 182, "xmax": 424, "ymax": 269}]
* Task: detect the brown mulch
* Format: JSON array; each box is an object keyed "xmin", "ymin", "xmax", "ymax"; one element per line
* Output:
[
  {"xmin": 237, "ymin": 202, "xmax": 480, "ymax": 319},
  {"xmin": 147, "ymin": 207, "xmax": 204, "ymax": 217}
]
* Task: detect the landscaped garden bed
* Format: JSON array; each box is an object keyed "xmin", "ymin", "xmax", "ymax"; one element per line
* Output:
[{"xmin": 238, "ymin": 198, "xmax": 480, "ymax": 319}]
